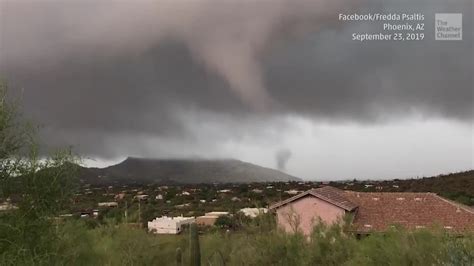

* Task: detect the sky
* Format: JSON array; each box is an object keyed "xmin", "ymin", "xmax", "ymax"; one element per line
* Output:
[{"xmin": 0, "ymin": 0, "xmax": 472, "ymax": 180}]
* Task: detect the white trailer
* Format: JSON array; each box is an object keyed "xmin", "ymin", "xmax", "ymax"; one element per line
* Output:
[{"xmin": 148, "ymin": 216, "xmax": 195, "ymax": 234}]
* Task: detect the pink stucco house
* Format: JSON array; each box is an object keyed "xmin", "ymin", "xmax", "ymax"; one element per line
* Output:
[{"xmin": 269, "ymin": 186, "xmax": 474, "ymax": 235}]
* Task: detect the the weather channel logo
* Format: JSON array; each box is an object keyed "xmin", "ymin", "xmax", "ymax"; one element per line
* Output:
[{"xmin": 435, "ymin": 13, "xmax": 462, "ymax": 40}]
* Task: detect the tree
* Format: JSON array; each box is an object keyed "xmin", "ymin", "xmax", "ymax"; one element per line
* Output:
[
  {"xmin": 0, "ymin": 81, "xmax": 79, "ymax": 264},
  {"xmin": 215, "ymin": 215, "xmax": 234, "ymax": 229}
]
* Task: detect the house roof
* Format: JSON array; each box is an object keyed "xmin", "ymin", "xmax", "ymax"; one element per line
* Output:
[
  {"xmin": 344, "ymin": 191, "xmax": 474, "ymax": 233},
  {"xmin": 270, "ymin": 186, "xmax": 474, "ymax": 233},
  {"xmin": 313, "ymin": 186, "xmax": 359, "ymax": 211},
  {"xmin": 269, "ymin": 186, "xmax": 357, "ymax": 211}
]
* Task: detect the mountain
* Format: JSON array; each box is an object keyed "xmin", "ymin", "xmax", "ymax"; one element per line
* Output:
[{"xmin": 78, "ymin": 157, "xmax": 301, "ymax": 185}]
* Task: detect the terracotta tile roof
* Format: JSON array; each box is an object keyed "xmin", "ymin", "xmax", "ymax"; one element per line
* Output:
[
  {"xmin": 270, "ymin": 186, "xmax": 474, "ymax": 233},
  {"xmin": 344, "ymin": 191, "xmax": 474, "ymax": 233}
]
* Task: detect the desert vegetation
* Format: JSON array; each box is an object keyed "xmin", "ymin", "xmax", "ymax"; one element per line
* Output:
[{"xmin": 2, "ymin": 213, "xmax": 474, "ymax": 265}]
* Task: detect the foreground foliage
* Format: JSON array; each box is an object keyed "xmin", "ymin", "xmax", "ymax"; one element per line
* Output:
[{"xmin": 3, "ymin": 216, "xmax": 471, "ymax": 266}]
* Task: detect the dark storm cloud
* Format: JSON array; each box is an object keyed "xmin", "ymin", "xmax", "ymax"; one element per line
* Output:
[{"xmin": 0, "ymin": 0, "xmax": 472, "ymax": 157}]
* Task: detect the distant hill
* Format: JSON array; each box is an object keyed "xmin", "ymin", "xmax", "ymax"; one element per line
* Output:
[
  {"xmin": 78, "ymin": 157, "xmax": 301, "ymax": 185},
  {"xmin": 330, "ymin": 170, "xmax": 474, "ymax": 206}
]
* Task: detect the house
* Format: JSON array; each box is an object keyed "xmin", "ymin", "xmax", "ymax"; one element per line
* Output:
[
  {"xmin": 0, "ymin": 202, "xmax": 17, "ymax": 211},
  {"xmin": 148, "ymin": 216, "xmax": 195, "ymax": 234},
  {"xmin": 196, "ymin": 211, "xmax": 229, "ymax": 226},
  {"xmin": 98, "ymin": 202, "xmax": 118, "ymax": 207},
  {"xmin": 239, "ymin": 208, "xmax": 268, "ymax": 218},
  {"xmin": 284, "ymin": 189, "xmax": 300, "ymax": 195},
  {"xmin": 206, "ymin": 211, "xmax": 229, "ymax": 216},
  {"xmin": 79, "ymin": 210, "xmax": 94, "ymax": 218},
  {"xmin": 115, "ymin": 193, "xmax": 126, "ymax": 200},
  {"xmin": 270, "ymin": 186, "xmax": 474, "ymax": 236},
  {"xmin": 196, "ymin": 215, "xmax": 219, "ymax": 226},
  {"xmin": 135, "ymin": 194, "xmax": 149, "ymax": 200},
  {"xmin": 175, "ymin": 203, "xmax": 191, "ymax": 208},
  {"xmin": 231, "ymin": 197, "xmax": 241, "ymax": 202}
]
